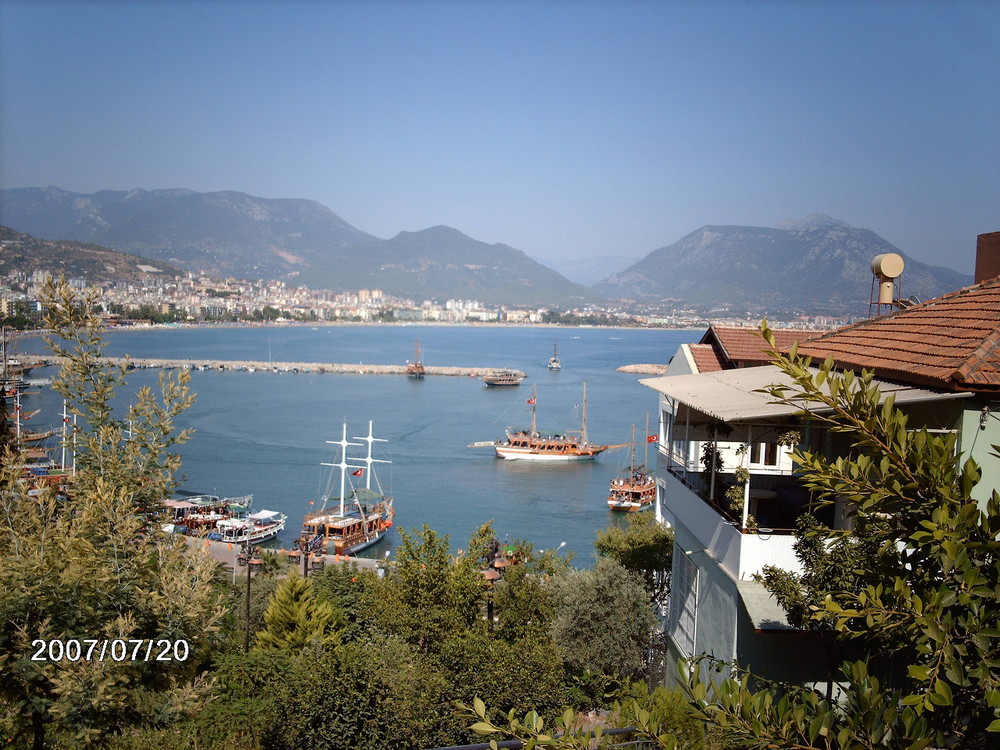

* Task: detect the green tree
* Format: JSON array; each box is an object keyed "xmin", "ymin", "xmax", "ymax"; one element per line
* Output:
[
  {"xmin": 0, "ymin": 280, "xmax": 223, "ymax": 750},
  {"xmin": 684, "ymin": 323, "xmax": 1000, "ymax": 748},
  {"xmin": 755, "ymin": 512, "xmax": 888, "ymax": 699},
  {"xmin": 255, "ymin": 574, "xmax": 343, "ymax": 652},
  {"xmin": 372, "ymin": 525, "xmax": 479, "ymax": 652},
  {"xmin": 42, "ymin": 279, "xmax": 194, "ymax": 515},
  {"xmin": 265, "ymin": 643, "xmax": 397, "ymax": 750},
  {"xmin": 594, "ymin": 511, "xmax": 673, "ymax": 608},
  {"xmin": 549, "ymin": 557, "xmax": 657, "ymax": 683},
  {"xmin": 440, "ymin": 630, "xmax": 567, "ymax": 723}
]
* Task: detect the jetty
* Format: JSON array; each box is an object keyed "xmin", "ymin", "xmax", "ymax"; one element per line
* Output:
[{"xmin": 17, "ymin": 354, "xmax": 525, "ymax": 379}]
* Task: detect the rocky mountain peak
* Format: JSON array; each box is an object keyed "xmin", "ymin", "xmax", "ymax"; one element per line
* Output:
[{"xmin": 777, "ymin": 214, "xmax": 852, "ymax": 232}]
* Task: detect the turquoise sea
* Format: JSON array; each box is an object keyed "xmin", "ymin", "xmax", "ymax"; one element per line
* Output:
[{"xmin": 21, "ymin": 325, "xmax": 701, "ymax": 564}]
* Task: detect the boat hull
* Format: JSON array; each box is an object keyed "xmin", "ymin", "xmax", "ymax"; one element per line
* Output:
[
  {"xmin": 607, "ymin": 478, "xmax": 656, "ymax": 512},
  {"xmin": 494, "ymin": 445, "xmax": 604, "ymax": 461}
]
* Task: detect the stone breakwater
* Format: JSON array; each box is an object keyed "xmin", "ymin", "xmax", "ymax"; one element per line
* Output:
[
  {"xmin": 616, "ymin": 363, "xmax": 668, "ymax": 375},
  {"xmin": 20, "ymin": 354, "xmax": 525, "ymax": 379}
]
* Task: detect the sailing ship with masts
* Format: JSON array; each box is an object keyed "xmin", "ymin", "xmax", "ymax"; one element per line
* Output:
[
  {"xmin": 472, "ymin": 383, "xmax": 614, "ymax": 461},
  {"xmin": 547, "ymin": 341, "xmax": 561, "ymax": 371},
  {"xmin": 607, "ymin": 416, "xmax": 657, "ymax": 512},
  {"xmin": 300, "ymin": 421, "xmax": 395, "ymax": 556},
  {"xmin": 406, "ymin": 339, "xmax": 425, "ymax": 379}
]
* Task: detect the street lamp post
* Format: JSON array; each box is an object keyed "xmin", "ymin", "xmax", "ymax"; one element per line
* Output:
[
  {"xmin": 235, "ymin": 542, "xmax": 256, "ymax": 653},
  {"xmin": 480, "ymin": 551, "xmax": 512, "ymax": 635}
]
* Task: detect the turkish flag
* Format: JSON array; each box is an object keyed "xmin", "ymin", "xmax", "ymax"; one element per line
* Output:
[
  {"xmin": 352, "ymin": 469, "xmax": 364, "ymax": 476},
  {"xmin": 647, "ymin": 435, "xmax": 658, "ymax": 443}
]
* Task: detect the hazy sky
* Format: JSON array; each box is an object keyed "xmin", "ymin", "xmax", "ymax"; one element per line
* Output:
[{"xmin": 1, "ymin": 0, "xmax": 997, "ymax": 274}]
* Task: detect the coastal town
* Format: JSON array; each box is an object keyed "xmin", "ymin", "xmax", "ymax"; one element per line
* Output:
[{"xmin": 1, "ymin": 268, "xmax": 850, "ymax": 331}]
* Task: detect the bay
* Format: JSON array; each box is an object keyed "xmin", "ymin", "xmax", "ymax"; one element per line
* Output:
[{"xmin": 22, "ymin": 325, "xmax": 701, "ymax": 565}]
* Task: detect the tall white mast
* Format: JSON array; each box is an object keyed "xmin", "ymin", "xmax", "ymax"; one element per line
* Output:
[
  {"xmin": 581, "ymin": 382, "xmax": 588, "ymax": 444},
  {"xmin": 322, "ymin": 423, "xmax": 362, "ymax": 516},
  {"xmin": 61, "ymin": 400, "xmax": 69, "ymax": 471},
  {"xmin": 352, "ymin": 420, "xmax": 390, "ymax": 492}
]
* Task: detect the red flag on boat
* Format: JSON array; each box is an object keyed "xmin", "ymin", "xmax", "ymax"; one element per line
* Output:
[
  {"xmin": 352, "ymin": 469, "xmax": 364, "ymax": 476},
  {"xmin": 647, "ymin": 435, "xmax": 658, "ymax": 443},
  {"xmin": 527, "ymin": 398, "xmax": 536, "ymax": 404}
]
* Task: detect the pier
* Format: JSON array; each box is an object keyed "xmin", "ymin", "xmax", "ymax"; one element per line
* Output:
[{"xmin": 18, "ymin": 354, "xmax": 525, "ymax": 379}]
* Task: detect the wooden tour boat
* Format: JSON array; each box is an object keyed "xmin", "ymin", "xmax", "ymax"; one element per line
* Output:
[
  {"xmin": 406, "ymin": 339, "xmax": 425, "ymax": 379},
  {"xmin": 300, "ymin": 421, "xmax": 394, "ymax": 556},
  {"xmin": 483, "ymin": 369, "xmax": 525, "ymax": 387},
  {"xmin": 607, "ymin": 419, "xmax": 657, "ymax": 512},
  {"xmin": 471, "ymin": 383, "xmax": 617, "ymax": 462}
]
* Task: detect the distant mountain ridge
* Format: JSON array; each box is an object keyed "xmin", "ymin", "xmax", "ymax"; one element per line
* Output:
[
  {"xmin": 0, "ymin": 187, "xmax": 596, "ymax": 306},
  {"xmin": 0, "ymin": 189, "xmax": 973, "ymax": 314},
  {"xmin": 0, "ymin": 186, "xmax": 376, "ymax": 280},
  {"xmin": 535, "ymin": 253, "xmax": 642, "ymax": 286},
  {"xmin": 593, "ymin": 214, "xmax": 971, "ymax": 315}
]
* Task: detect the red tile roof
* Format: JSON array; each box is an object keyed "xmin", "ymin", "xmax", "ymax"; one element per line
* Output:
[
  {"xmin": 795, "ymin": 276, "xmax": 1000, "ymax": 391},
  {"xmin": 704, "ymin": 326, "xmax": 824, "ymax": 368},
  {"xmin": 689, "ymin": 343, "xmax": 726, "ymax": 372}
]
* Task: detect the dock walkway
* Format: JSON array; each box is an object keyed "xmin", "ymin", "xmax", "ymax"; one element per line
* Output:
[{"xmin": 187, "ymin": 536, "xmax": 385, "ymax": 576}]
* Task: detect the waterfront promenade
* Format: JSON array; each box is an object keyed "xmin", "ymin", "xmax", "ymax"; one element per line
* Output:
[{"xmin": 187, "ymin": 536, "xmax": 385, "ymax": 577}]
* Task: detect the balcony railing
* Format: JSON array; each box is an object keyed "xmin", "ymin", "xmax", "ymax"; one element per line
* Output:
[
  {"xmin": 658, "ymin": 441, "xmax": 825, "ymax": 534},
  {"xmin": 658, "ymin": 469, "xmax": 803, "ymax": 579}
]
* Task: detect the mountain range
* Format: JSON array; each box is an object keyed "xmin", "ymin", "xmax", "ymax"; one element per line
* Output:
[
  {"xmin": 0, "ymin": 188, "xmax": 973, "ymax": 314},
  {"xmin": 593, "ymin": 215, "xmax": 971, "ymax": 314},
  {"xmin": 0, "ymin": 187, "xmax": 595, "ymax": 307}
]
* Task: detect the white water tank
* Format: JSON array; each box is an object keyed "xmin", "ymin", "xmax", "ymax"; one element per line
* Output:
[{"xmin": 872, "ymin": 253, "xmax": 905, "ymax": 305}]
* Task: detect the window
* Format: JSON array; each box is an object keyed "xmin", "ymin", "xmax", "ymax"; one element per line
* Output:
[
  {"xmin": 750, "ymin": 441, "xmax": 779, "ymax": 467},
  {"xmin": 669, "ymin": 550, "xmax": 699, "ymax": 657}
]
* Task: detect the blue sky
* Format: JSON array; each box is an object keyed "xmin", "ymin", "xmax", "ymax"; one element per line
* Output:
[{"xmin": 1, "ymin": 0, "xmax": 997, "ymax": 275}]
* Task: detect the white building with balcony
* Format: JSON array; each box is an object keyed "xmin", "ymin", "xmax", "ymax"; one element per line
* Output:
[{"xmin": 642, "ymin": 236, "xmax": 1000, "ymax": 689}]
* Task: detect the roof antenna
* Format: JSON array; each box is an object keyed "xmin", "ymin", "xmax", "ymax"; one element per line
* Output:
[{"xmin": 869, "ymin": 253, "xmax": 905, "ymax": 318}]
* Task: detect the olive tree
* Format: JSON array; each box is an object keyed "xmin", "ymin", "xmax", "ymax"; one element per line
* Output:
[{"xmin": 0, "ymin": 280, "xmax": 224, "ymax": 749}]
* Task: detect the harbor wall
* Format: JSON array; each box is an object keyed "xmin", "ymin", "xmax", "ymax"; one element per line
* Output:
[{"xmin": 19, "ymin": 354, "xmax": 524, "ymax": 378}]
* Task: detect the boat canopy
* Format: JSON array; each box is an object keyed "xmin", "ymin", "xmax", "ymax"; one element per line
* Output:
[
  {"xmin": 330, "ymin": 488, "xmax": 384, "ymax": 504},
  {"xmin": 249, "ymin": 510, "xmax": 280, "ymax": 520}
]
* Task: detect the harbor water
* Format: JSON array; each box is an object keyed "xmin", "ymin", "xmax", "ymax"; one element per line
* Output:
[{"xmin": 21, "ymin": 325, "xmax": 701, "ymax": 564}]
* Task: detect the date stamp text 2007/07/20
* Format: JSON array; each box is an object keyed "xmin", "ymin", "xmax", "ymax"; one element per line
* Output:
[{"xmin": 30, "ymin": 639, "xmax": 189, "ymax": 662}]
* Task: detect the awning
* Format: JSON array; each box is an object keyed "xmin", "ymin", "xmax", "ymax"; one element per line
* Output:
[
  {"xmin": 249, "ymin": 510, "xmax": 279, "ymax": 520},
  {"xmin": 163, "ymin": 500, "xmax": 197, "ymax": 509},
  {"xmin": 735, "ymin": 580, "xmax": 797, "ymax": 632},
  {"xmin": 641, "ymin": 365, "xmax": 973, "ymax": 425}
]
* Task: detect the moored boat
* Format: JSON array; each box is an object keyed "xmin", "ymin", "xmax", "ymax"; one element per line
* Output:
[
  {"xmin": 162, "ymin": 492, "xmax": 286, "ymax": 544},
  {"xmin": 483, "ymin": 369, "xmax": 524, "ymax": 387},
  {"xmin": 213, "ymin": 509, "xmax": 287, "ymax": 544},
  {"xmin": 300, "ymin": 421, "xmax": 394, "ymax": 556},
  {"xmin": 607, "ymin": 422, "xmax": 656, "ymax": 512},
  {"xmin": 548, "ymin": 341, "xmax": 561, "ymax": 371},
  {"xmin": 406, "ymin": 339, "xmax": 425, "ymax": 379}
]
